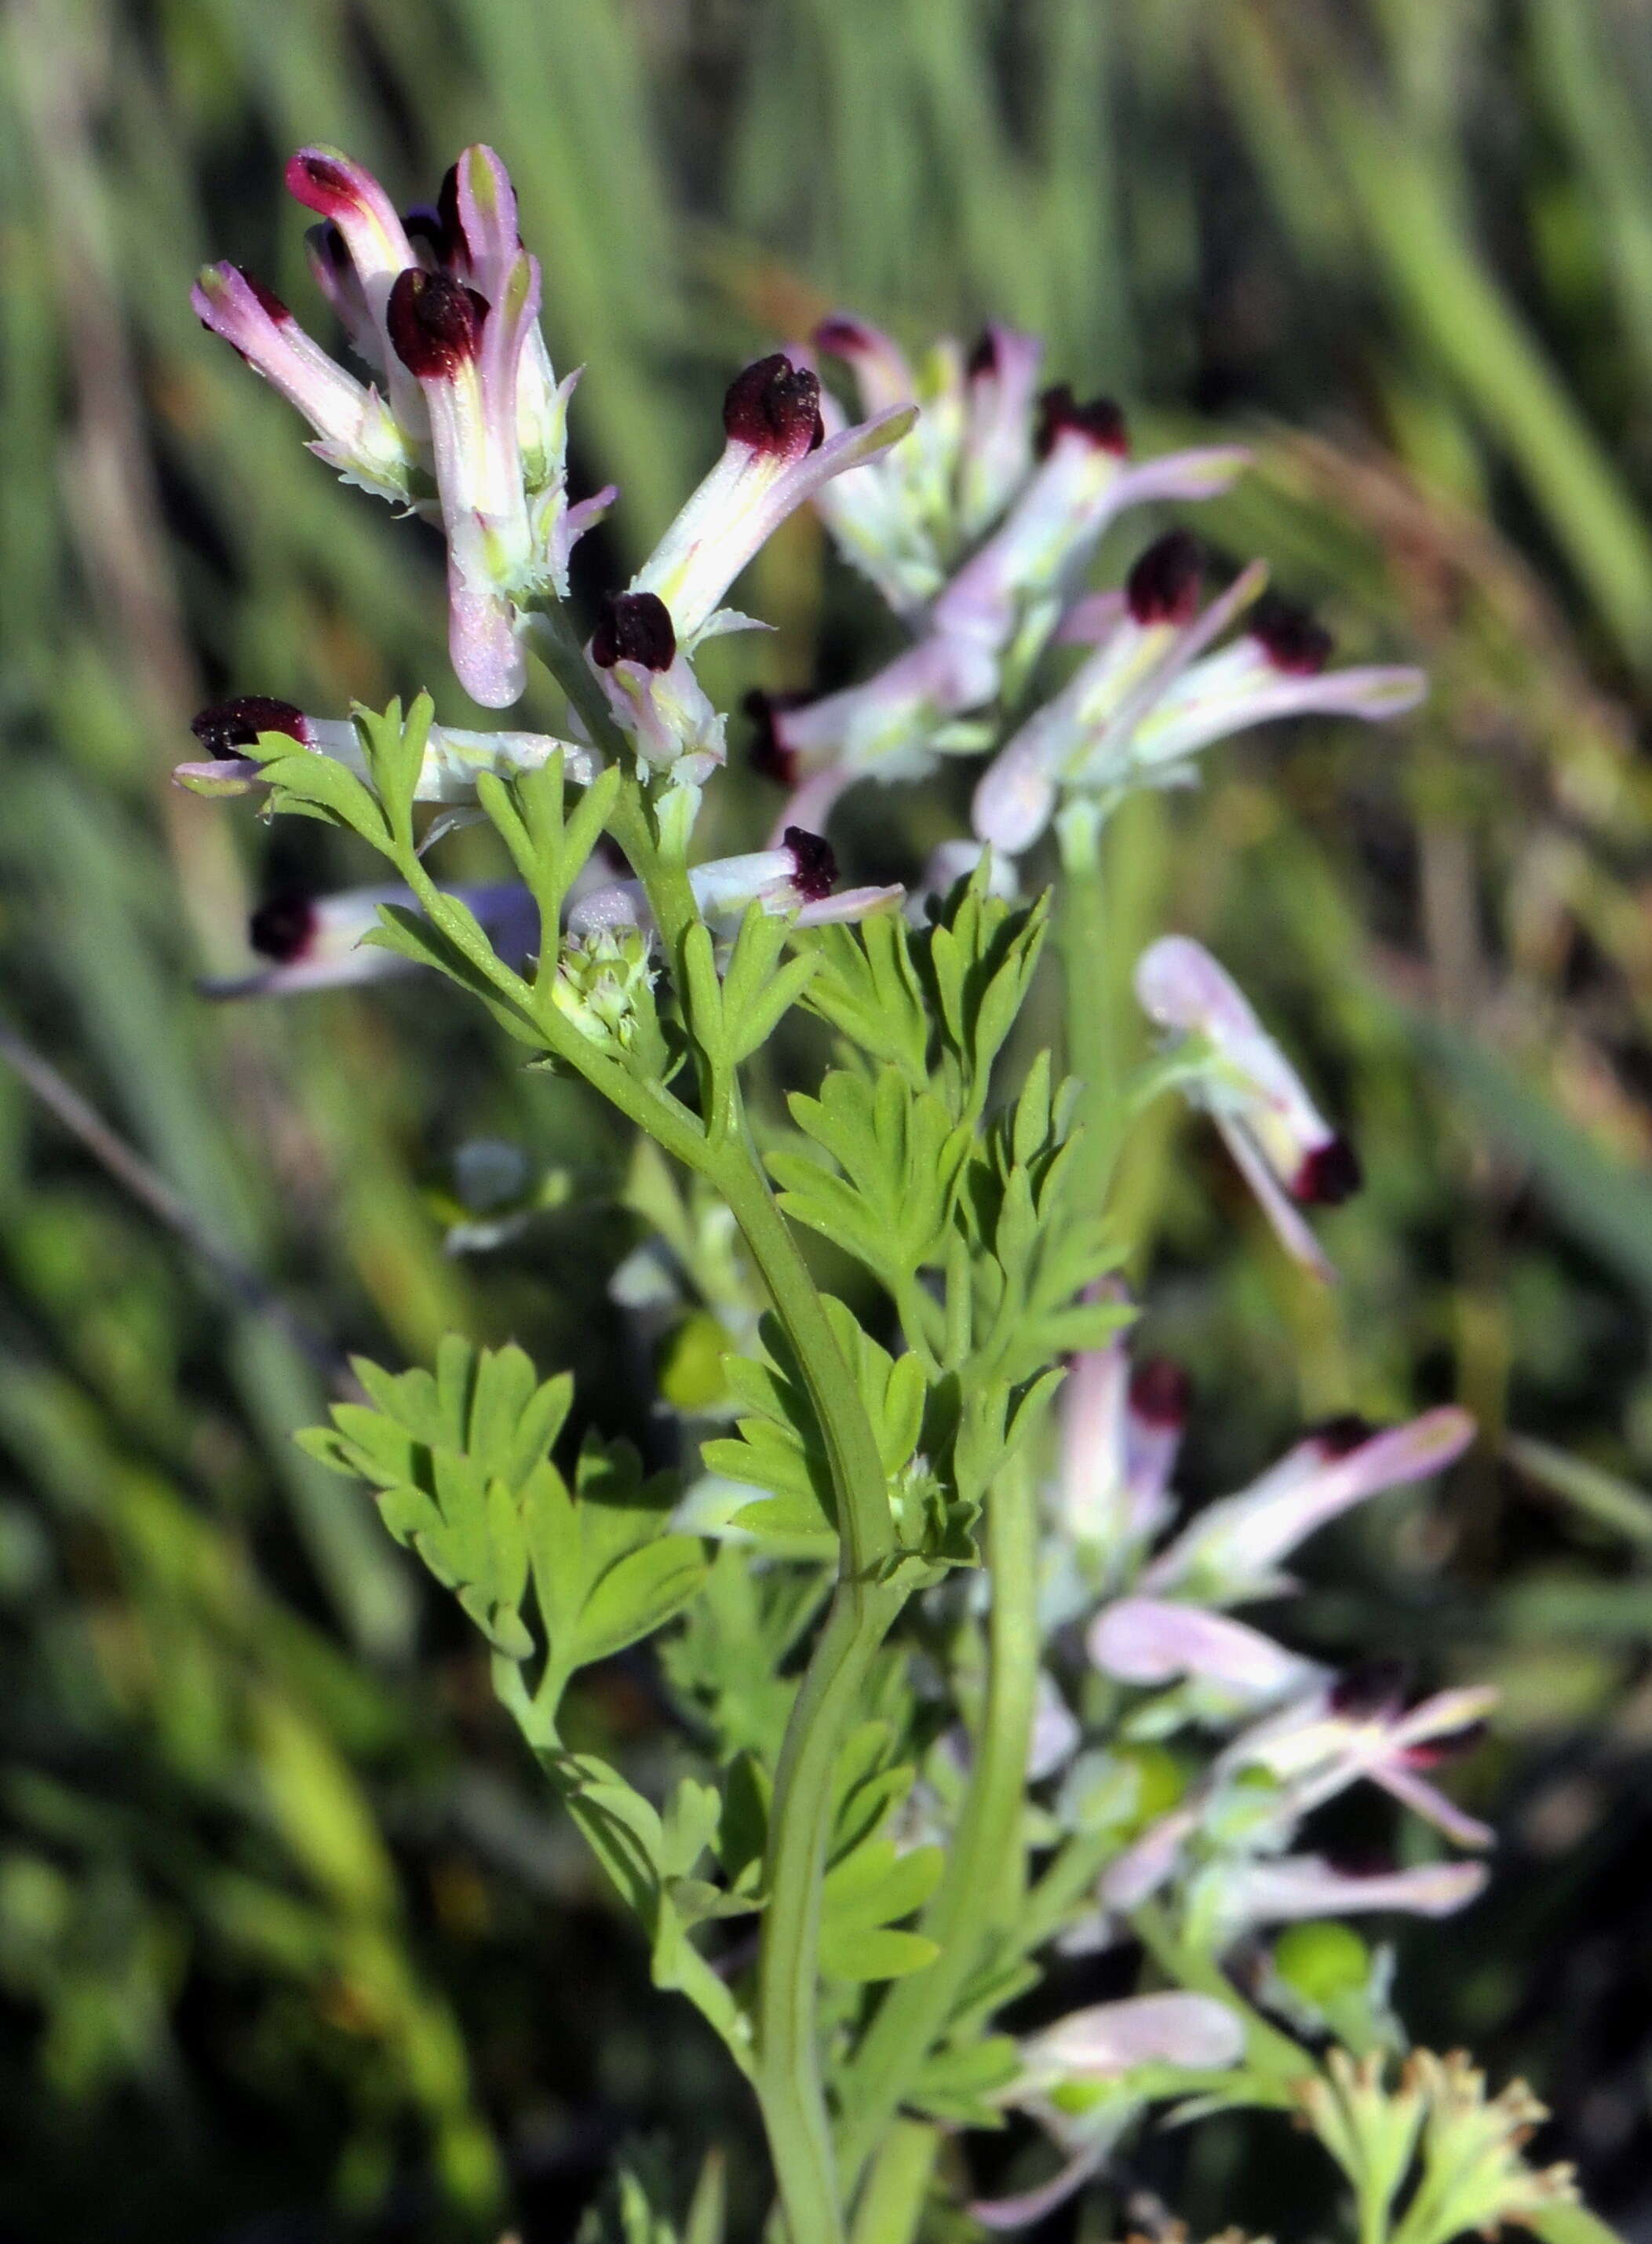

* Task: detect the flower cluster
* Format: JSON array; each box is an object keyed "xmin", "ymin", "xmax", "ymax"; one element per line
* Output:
[
  {"xmin": 748, "ymin": 316, "xmax": 1421, "ymax": 856},
  {"xmin": 1039, "ymin": 1319, "xmax": 1487, "ymax": 1945},
  {"xmin": 182, "ymin": 138, "xmax": 1426, "ymax": 1056}
]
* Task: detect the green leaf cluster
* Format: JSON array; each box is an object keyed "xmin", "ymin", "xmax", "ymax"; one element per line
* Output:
[
  {"xmin": 301, "ymin": 1337, "xmax": 706, "ymax": 1705},
  {"xmin": 700, "ymin": 1303, "xmax": 927, "ymax": 1560}
]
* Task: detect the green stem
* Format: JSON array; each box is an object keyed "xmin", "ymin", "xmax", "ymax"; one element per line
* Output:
[
  {"xmin": 752, "ymin": 1576, "xmax": 906, "ymax": 2244},
  {"xmin": 836, "ymin": 1458, "xmax": 1040, "ymax": 2191},
  {"xmin": 528, "ymin": 599, "xmax": 631, "ymax": 760},
  {"xmin": 847, "ymin": 2119, "xmax": 940, "ymax": 2244},
  {"xmin": 604, "ymin": 786, "xmax": 903, "ymax": 2240},
  {"xmin": 509, "ymin": 666, "xmax": 910, "ymax": 2234}
]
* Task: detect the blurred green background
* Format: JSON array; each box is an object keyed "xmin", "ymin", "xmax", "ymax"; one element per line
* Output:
[{"xmin": 5, "ymin": 0, "xmax": 1652, "ymax": 2235}]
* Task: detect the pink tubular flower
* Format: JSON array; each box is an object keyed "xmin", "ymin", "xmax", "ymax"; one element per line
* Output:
[
  {"xmin": 747, "ymin": 632, "xmax": 1000, "ymax": 837},
  {"xmin": 974, "ymin": 1992, "xmax": 1244, "ymax": 2231},
  {"xmin": 567, "ymin": 826, "xmax": 901, "ymax": 937},
  {"xmin": 971, "ymin": 534, "xmax": 1254, "ymax": 853},
  {"xmin": 1140, "ymin": 1406, "xmax": 1476, "ymax": 1603},
  {"xmin": 971, "ymin": 541, "xmax": 1422, "ymax": 856},
  {"xmin": 199, "ymin": 881, "xmax": 537, "ymax": 999},
  {"xmin": 1227, "ymin": 1669, "xmax": 1498, "ymax": 1849},
  {"xmin": 932, "ymin": 389, "xmax": 1247, "ymax": 659},
  {"xmin": 1122, "ymin": 589, "xmax": 1424, "ymax": 770},
  {"xmin": 191, "ymin": 265, "xmax": 413, "ymax": 502},
  {"xmin": 1055, "ymin": 1330, "xmax": 1187, "ymax": 1559},
  {"xmin": 1103, "ymin": 1672, "xmax": 1493, "ymax": 1915},
  {"xmin": 1134, "ymin": 934, "xmax": 1361, "ymax": 1280},
  {"xmin": 175, "ymin": 695, "xmax": 594, "ymax": 803},
  {"xmin": 958, "ymin": 323, "xmax": 1046, "ymax": 537},
  {"xmin": 1087, "ymin": 1597, "xmax": 1324, "ymax": 1706},
  {"xmin": 630, "ymin": 354, "xmax": 917, "ymax": 648},
  {"xmin": 589, "ymin": 592, "xmax": 726, "ymax": 783},
  {"xmin": 811, "ymin": 315, "xmax": 918, "ymax": 417},
  {"xmin": 440, "ymin": 144, "xmax": 581, "ymax": 513},
  {"xmin": 1017, "ymin": 1990, "xmax": 1245, "ymax": 2093},
  {"xmin": 285, "ymin": 144, "xmax": 425, "ymax": 432},
  {"xmin": 387, "ymin": 261, "xmax": 538, "ymax": 705},
  {"xmin": 1196, "ymin": 1852, "xmax": 1490, "ymax": 1932},
  {"xmin": 810, "ymin": 322, "xmax": 965, "ymax": 615},
  {"xmin": 305, "ymin": 220, "xmax": 384, "ymax": 369}
]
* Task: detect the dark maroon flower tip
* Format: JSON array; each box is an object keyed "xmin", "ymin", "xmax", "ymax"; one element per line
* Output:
[
  {"xmin": 1034, "ymin": 384, "xmax": 1128, "ymax": 460},
  {"xmin": 1293, "ymin": 1135, "xmax": 1362, "ymax": 1207},
  {"xmin": 1248, "ymin": 592, "xmax": 1334, "ymax": 676},
  {"xmin": 1329, "ymin": 1658, "xmax": 1408, "ymax": 1721},
  {"xmin": 1324, "ymin": 1848, "xmax": 1396, "ymax": 1880},
  {"xmin": 813, "ymin": 316, "xmax": 876, "ymax": 359},
  {"xmin": 744, "ymin": 690, "xmax": 800, "ymax": 786},
  {"xmin": 386, "ymin": 268, "xmax": 487, "ymax": 379},
  {"xmin": 1129, "ymin": 1356, "xmax": 1192, "ymax": 1430},
  {"xmin": 1303, "ymin": 1412, "xmax": 1376, "ymax": 1460},
  {"xmin": 240, "ymin": 270, "xmax": 294, "ymax": 327},
  {"xmin": 310, "ymin": 221, "xmax": 353, "ymax": 279},
  {"xmin": 285, "ymin": 151, "xmax": 367, "ymax": 221},
  {"xmin": 189, "ymin": 696, "xmax": 308, "ymax": 758},
  {"xmin": 1402, "ymin": 1719, "xmax": 1489, "ymax": 1770},
  {"xmin": 249, "ymin": 890, "xmax": 319, "ymax": 963},
  {"xmin": 723, "ymin": 354, "xmax": 825, "ymax": 458},
  {"xmin": 436, "ymin": 163, "xmax": 465, "ymax": 264},
  {"xmin": 783, "ymin": 826, "xmax": 837, "ymax": 903},
  {"xmin": 590, "ymin": 591, "xmax": 676, "ymax": 673},
  {"xmin": 1126, "ymin": 530, "xmax": 1205, "ymax": 628},
  {"xmin": 966, "ymin": 328, "xmax": 1000, "ymax": 380},
  {"xmin": 403, "ymin": 204, "xmax": 452, "ymax": 271}
]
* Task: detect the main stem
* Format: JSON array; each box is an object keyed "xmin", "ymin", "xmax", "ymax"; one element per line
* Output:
[
  {"xmin": 714, "ymin": 1137, "xmax": 905, "ymax": 2244},
  {"xmin": 552, "ymin": 713, "xmax": 903, "ymax": 2242},
  {"xmin": 847, "ymin": 2119, "xmax": 940, "ymax": 2244},
  {"xmin": 836, "ymin": 1458, "xmax": 1040, "ymax": 2193}
]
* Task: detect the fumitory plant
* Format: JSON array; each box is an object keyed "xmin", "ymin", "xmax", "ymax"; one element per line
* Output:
[{"xmin": 176, "ymin": 141, "xmax": 1612, "ymax": 2244}]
